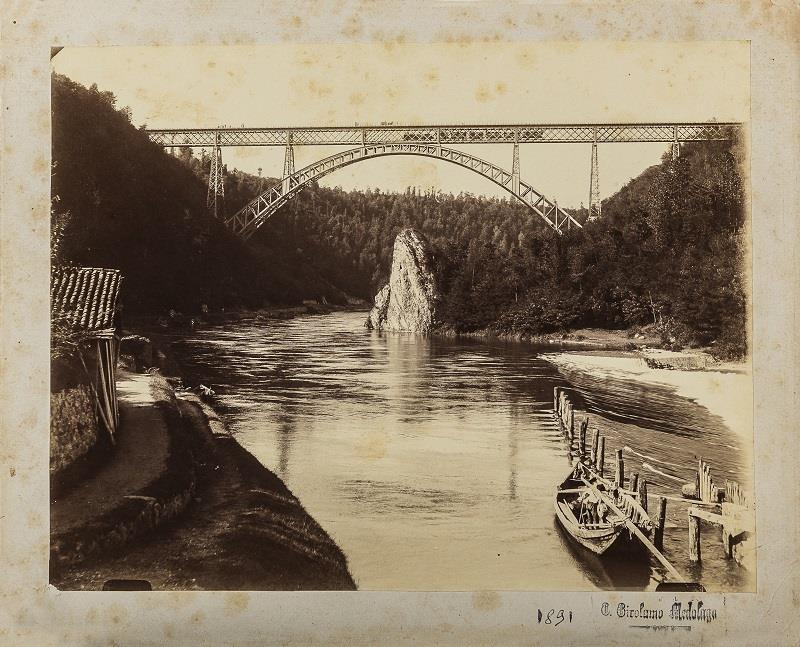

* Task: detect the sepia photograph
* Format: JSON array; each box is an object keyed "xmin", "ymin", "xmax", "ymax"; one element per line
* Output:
[
  {"xmin": 47, "ymin": 40, "xmax": 753, "ymax": 593},
  {"xmin": 3, "ymin": 1, "xmax": 799, "ymax": 644}
]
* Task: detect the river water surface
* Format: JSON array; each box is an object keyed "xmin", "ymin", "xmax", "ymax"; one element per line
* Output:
[{"xmin": 172, "ymin": 311, "xmax": 752, "ymax": 591}]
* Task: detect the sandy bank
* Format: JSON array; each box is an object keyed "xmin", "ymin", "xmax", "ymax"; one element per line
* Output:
[{"xmin": 541, "ymin": 351, "xmax": 753, "ymax": 442}]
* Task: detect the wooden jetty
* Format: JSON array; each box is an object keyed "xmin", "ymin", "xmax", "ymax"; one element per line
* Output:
[
  {"xmin": 553, "ymin": 386, "xmax": 685, "ymax": 583},
  {"xmin": 552, "ymin": 385, "xmax": 754, "ymax": 580},
  {"xmin": 684, "ymin": 460, "xmax": 755, "ymax": 569}
]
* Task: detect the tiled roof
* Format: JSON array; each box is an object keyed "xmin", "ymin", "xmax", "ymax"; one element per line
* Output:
[{"xmin": 51, "ymin": 266, "xmax": 123, "ymax": 332}]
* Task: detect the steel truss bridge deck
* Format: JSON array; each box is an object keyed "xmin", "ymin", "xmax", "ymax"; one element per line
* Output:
[{"xmin": 146, "ymin": 123, "xmax": 741, "ymax": 147}]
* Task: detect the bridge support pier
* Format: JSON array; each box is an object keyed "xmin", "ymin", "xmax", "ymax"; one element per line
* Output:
[
  {"xmin": 512, "ymin": 131, "xmax": 520, "ymax": 196},
  {"xmin": 282, "ymin": 132, "xmax": 295, "ymax": 196},
  {"xmin": 206, "ymin": 131, "xmax": 225, "ymax": 219},
  {"xmin": 588, "ymin": 130, "xmax": 601, "ymax": 221},
  {"xmin": 672, "ymin": 126, "xmax": 681, "ymax": 160}
]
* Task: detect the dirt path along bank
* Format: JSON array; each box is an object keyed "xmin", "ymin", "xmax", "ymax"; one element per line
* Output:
[{"xmin": 52, "ymin": 375, "xmax": 356, "ymax": 591}]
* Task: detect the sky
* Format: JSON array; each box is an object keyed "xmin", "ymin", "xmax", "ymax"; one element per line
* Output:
[{"xmin": 51, "ymin": 42, "xmax": 749, "ymax": 209}]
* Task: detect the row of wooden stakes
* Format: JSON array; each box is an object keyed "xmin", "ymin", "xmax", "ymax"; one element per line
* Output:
[
  {"xmin": 553, "ymin": 386, "xmax": 668, "ymax": 550},
  {"xmin": 555, "ymin": 385, "xmax": 754, "ymax": 569}
]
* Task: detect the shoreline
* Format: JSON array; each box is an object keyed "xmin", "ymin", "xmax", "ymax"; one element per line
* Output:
[
  {"xmin": 53, "ymin": 323, "xmax": 358, "ymax": 591},
  {"xmin": 124, "ymin": 302, "xmax": 369, "ymax": 333},
  {"xmin": 130, "ymin": 303, "xmax": 735, "ymax": 370},
  {"xmin": 436, "ymin": 327, "xmax": 654, "ymax": 352},
  {"xmin": 540, "ymin": 350, "xmax": 752, "ymax": 442}
]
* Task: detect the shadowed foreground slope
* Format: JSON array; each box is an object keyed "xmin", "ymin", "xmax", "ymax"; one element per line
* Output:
[{"xmin": 52, "ymin": 394, "xmax": 356, "ymax": 591}]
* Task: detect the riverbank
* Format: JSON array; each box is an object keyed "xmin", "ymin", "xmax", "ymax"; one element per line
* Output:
[
  {"xmin": 435, "ymin": 322, "xmax": 744, "ymax": 371},
  {"xmin": 51, "ymin": 364, "xmax": 357, "ymax": 590},
  {"xmin": 435, "ymin": 324, "xmax": 663, "ymax": 351},
  {"xmin": 125, "ymin": 301, "xmax": 369, "ymax": 332},
  {"xmin": 541, "ymin": 350, "xmax": 752, "ymax": 442}
]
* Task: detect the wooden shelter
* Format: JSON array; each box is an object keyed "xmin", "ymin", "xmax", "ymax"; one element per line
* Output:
[{"xmin": 51, "ymin": 266, "xmax": 123, "ymax": 442}]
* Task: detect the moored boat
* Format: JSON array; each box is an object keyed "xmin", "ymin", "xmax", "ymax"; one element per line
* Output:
[{"xmin": 554, "ymin": 462, "xmax": 653, "ymax": 556}]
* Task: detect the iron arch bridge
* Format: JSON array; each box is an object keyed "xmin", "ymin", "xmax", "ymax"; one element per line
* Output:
[
  {"xmin": 146, "ymin": 122, "xmax": 742, "ymax": 237},
  {"xmin": 226, "ymin": 143, "xmax": 581, "ymax": 240}
]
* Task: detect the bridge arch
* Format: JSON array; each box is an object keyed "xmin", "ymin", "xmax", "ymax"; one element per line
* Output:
[{"xmin": 225, "ymin": 143, "xmax": 581, "ymax": 240}]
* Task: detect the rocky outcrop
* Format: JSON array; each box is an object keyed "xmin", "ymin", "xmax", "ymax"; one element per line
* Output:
[
  {"xmin": 365, "ymin": 284, "xmax": 390, "ymax": 331},
  {"xmin": 365, "ymin": 228, "xmax": 440, "ymax": 333}
]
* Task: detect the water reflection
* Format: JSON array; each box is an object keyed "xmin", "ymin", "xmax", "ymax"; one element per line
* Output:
[
  {"xmin": 274, "ymin": 412, "xmax": 296, "ymax": 479},
  {"xmin": 171, "ymin": 312, "xmax": 749, "ymax": 591},
  {"xmin": 553, "ymin": 519, "xmax": 653, "ymax": 591}
]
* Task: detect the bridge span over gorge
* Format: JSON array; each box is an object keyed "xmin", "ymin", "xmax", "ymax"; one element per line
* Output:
[{"xmin": 145, "ymin": 123, "xmax": 742, "ymax": 240}]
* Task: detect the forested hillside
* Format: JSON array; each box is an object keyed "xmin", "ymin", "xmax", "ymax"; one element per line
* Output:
[
  {"xmin": 52, "ymin": 73, "xmax": 747, "ymax": 358},
  {"xmin": 51, "ymin": 74, "xmax": 351, "ymax": 314}
]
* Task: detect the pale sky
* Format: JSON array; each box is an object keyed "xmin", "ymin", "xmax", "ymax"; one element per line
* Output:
[{"xmin": 52, "ymin": 42, "xmax": 749, "ymax": 209}]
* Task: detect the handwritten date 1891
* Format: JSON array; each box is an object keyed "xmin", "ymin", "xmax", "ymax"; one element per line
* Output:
[{"xmin": 537, "ymin": 609, "xmax": 573, "ymax": 626}]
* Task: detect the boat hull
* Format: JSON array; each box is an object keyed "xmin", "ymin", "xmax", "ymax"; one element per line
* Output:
[
  {"xmin": 554, "ymin": 474, "xmax": 651, "ymax": 557},
  {"xmin": 554, "ymin": 496, "xmax": 626, "ymax": 555}
]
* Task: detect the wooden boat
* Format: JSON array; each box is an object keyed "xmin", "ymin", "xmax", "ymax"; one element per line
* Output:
[{"xmin": 554, "ymin": 462, "xmax": 654, "ymax": 556}]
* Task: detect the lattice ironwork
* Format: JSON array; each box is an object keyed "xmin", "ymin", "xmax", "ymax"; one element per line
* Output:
[
  {"xmin": 207, "ymin": 135, "xmax": 225, "ymax": 218},
  {"xmin": 225, "ymin": 144, "xmax": 583, "ymax": 240},
  {"xmin": 671, "ymin": 126, "xmax": 681, "ymax": 160},
  {"xmin": 511, "ymin": 132, "xmax": 520, "ymax": 196},
  {"xmin": 282, "ymin": 132, "xmax": 295, "ymax": 195},
  {"xmin": 588, "ymin": 141, "xmax": 601, "ymax": 221},
  {"xmin": 146, "ymin": 122, "xmax": 742, "ymax": 147}
]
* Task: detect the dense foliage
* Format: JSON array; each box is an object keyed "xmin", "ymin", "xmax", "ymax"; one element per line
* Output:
[
  {"xmin": 243, "ymin": 140, "xmax": 747, "ymax": 357},
  {"xmin": 51, "ymin": 74, "xmax": 349, "ymax": 315},
  {"xmin": 52, "ymin": 73, "xmax": 747, "ymax": 358}
]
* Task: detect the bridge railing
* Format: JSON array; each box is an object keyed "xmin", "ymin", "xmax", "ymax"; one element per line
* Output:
[{"xmin": 146, "ymin": 123, "xmax": 742, "ymax": 148}]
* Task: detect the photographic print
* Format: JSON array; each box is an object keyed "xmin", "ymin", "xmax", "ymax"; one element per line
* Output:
[
  {"xmin": 47, "ymin": 40, "xmax": 755, "ymax": 595},
  {"xmin": 5, "ymin": 1, "xmax": 800, "ymax": 644}
]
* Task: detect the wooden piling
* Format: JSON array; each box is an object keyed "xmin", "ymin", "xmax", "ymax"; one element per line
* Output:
[
  {"xmin": 629, "ymin": 472, "xmax": 639, "ymax": 494},
  {"xmin": 590, "ymin": 428, "xmax": 599, "ymax": 466},
  {"xmin": 638, "ymin": 478, "xmax": 648, "ymax": 513},
  {"xmin": 597, "ymin": 437, "xmax": 605, "ymax": 476},
  {"xmin": 614, "ymin": 449, "xmax": 624, "ymax": 487},
  {"xmin": 688, "ymin": 512, "xmax": 701, "ymax": 562},
  {"xmin": 568, "ymin": 407, "xmax": 575, "ymax": 440},
  {"xmin": 654, "ymin": 496, "xmax": 667, "ymax": 550},
  {"xmin": 553, "ymin": 386, "xmax": 559, "ymax": 414},
  {"xmin": 565, "ymin": 404, "xmax": 572, "ymax": 439},
  {"xmin": 703, "ymin": 463, "xmax": 708, "ymax": 502},
  {"xmin": 579, "ymin": 418, "xmax": 588, "ymax": 459},
  {"xmin": 695, "ymin": 460, "xmax": 701, "ymax": 501},
  {"xmin": 722, "ymin": 528, "xmax": 732, "ymax": 558}
]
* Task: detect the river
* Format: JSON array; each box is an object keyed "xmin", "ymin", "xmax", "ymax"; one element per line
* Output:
[{"xmin": 171, "ymin": 310, "xmax": 752, "ymax": 591}]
